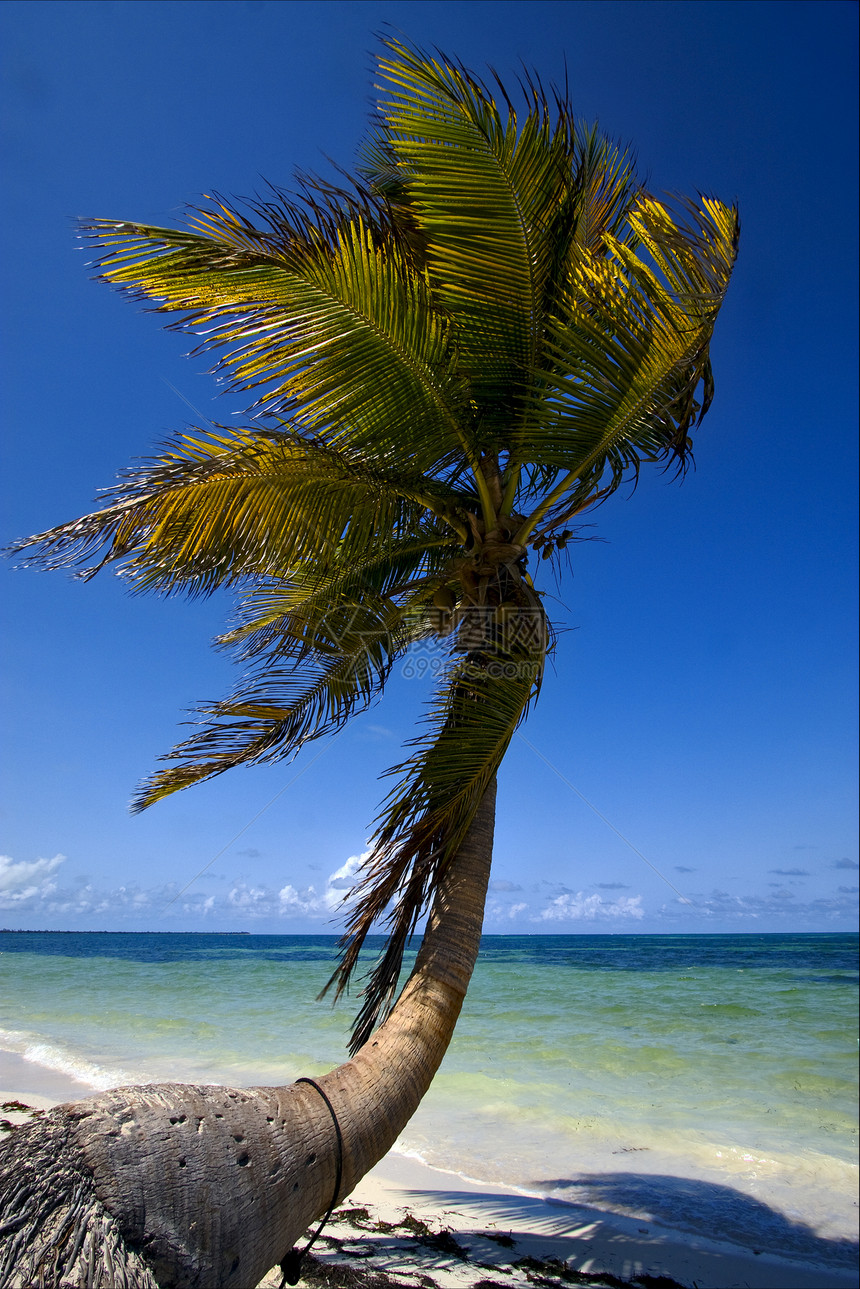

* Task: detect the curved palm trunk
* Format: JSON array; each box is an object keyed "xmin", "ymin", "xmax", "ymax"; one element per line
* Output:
[{"xmin": 0, "ymin": 781, "xmax": 496, "ymax": 1289}]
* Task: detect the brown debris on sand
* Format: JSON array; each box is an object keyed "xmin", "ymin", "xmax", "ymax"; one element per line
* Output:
[{"xmin": 254, "ymin": 1203, "xmax": 689, "ymax": 1289}]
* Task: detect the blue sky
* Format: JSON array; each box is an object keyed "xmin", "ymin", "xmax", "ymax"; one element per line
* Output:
[{"xmin": 1, "ymin": 0, "xmax": 857, "ymax": 935}]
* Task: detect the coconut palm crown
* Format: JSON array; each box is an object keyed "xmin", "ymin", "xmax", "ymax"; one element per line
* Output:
[{"xmin": 12, "ymin": 39, "xmax": 739, "ymax": 1051}]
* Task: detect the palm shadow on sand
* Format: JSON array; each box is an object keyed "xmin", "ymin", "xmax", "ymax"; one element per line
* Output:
[
  {"xmin": 307, "ymin": 1172, "xmax": 857, "ymax": 1289},
  {"xmin": 381, "ymin": 1170, "xmax": 855, "ymax": 1278},
  {"xmin": 528, "ymin": 1171, "xmax": 857, "ymax": 1268}
]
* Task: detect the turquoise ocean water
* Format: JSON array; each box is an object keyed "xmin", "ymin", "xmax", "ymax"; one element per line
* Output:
[{"xmin": 1, "ymin": 931, "xmax": 856, "ymax": 1268}]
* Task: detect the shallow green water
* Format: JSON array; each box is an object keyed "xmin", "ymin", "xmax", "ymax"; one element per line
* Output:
[{"xmin": 1, "ymin": 931, "xmax": 856, "ymax": 1264}]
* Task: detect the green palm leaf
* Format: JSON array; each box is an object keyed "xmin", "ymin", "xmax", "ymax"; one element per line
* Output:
[
  {"xmin": 510, "ymin": 192, "xmax": 739, "ymax": 535},
  {"xmin": 377, "ymin": 38, "xmax": 573, "ymax": 420},
  {"xmin": 325, "ymin": 598, "xmax": 548, "ymax": 1050},
  {"xmin": 9, "ymin": 427, "xmax": 473, "ymax": 593},
  {"xmin": 132, "ymin": 592, "xmax": 421, "ymax": 810},
  {"xmin": 220, "ymin": 533, "xmax": 458, "ymax": 661},
  {"xmin": 84, "ymin": 204, "xmax": 475, "ymax": 475}
]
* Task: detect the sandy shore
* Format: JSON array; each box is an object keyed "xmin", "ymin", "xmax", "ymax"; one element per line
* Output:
[{"xmin": 1, "ymin": 1052, "xmax": 855, "ymax": 1289}]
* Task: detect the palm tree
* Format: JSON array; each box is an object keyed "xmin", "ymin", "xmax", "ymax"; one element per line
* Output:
[{"xmin": 0, "ymin": 39, "xmax": 738, "ymax": 1289}]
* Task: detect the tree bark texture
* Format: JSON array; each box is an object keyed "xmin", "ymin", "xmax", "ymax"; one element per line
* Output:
[{"xmin": 0, "ymin": 781, "xmax": 496, "ymax": 1289}]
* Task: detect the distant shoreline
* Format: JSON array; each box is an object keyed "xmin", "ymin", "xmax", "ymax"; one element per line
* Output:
[
  {"xmin": 0, "ymin": 927, "xmax": 252, "ymax": 934},
  {"xmin": 3, "ymin": 928, "xmax": 855, "ymax": 936}
]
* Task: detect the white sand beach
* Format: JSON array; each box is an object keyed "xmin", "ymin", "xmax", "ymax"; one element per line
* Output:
[{"xmin": 1, "ymin": 1052, "xmax": 855, "ymax": 1289}]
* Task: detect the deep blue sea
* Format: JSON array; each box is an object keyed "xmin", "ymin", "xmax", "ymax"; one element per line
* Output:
[{"xmin": 1, "ymin": 931, "xmax": 856, "ymax": 1267}]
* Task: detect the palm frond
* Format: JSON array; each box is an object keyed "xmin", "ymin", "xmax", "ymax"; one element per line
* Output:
[
  {"xmin": 375, "ymin": 38, "xmax": 573, "ymax": 426},
  {"xmin": 324, "ymin": 596, "xmax": 548, "ymax": 1051},
  {"xmin": 82, "ymin": 206, "xmax": 472, "ymax": 474},
  {"xmin": 132, "ymin": 591, "xmax": 424, "ymax": 810},
  {"xmin": 7, "ymin": 428, "xmax": 473, "ymax": 595},
  {"xmin": 508, "ymin": 193, "xmax": 739, "ymax": 535},
  {"xmin": 567, "ymin": 124, "xmax": 642, "ymax": 258},
  {"xmin": 220, "ymin": 532, "xmax": 458, "ymax": 662}
]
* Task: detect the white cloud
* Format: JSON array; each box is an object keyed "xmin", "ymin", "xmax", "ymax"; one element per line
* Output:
[
  {"xmin": 6, "ymin": 843, "xmax": 852, "ymax": 933},
  {"xmin": 323, "ymin": 852, "xmax": 367, "ymax": 909},
  {"xmin": 0, "ymin": 840, "xmax": 378, "ymax": 926},
  {"xmin": 0, "ymin": 853, "xmax": 65, "ymax": 905},
  {"xmin": 656, "ymin": 884, "xmax": 860, "ymax": 925},
  {"xmin": 204, "ymin": 851, "xmax": 374, "ymax": 923},
  {"xmin": 276, "ymin": 882, "xmax": 323, "ymax": 916},
  {"xmin": 540, "ymin": 891, "xmax": 644, "ymax": 922},
  {"xmin": 228, "ymin": 884, "xmax": 270, "ymax": 909}
]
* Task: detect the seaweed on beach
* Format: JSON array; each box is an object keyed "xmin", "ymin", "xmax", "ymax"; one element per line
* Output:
[
  {"xmin": 512, "ymin": 1256, "xmax": 688, "ymax": 1289},
  {"xmin": 398, "ymin": 1213, "xmax": 470, "ymax": 1260},
  {"xmin": 297, "ymin": 1246, "xmax": 689, "ymax": 1289},
  {"xmin": 299, "ymin": 1250, "xmax": 438, "ymax": 1289},
  {"xmin": 330, "ymin": 1206, "xmax": 398, "ymax": 1235},
  {"xmin": 294, "ymin": 1203, "xmax": 690, "ymax": 1289},
  {"xmin": 479, "ymin": 1232, "xmax": 516, "ymax": 1249},
  {"xmin": 328, "ymin": 1207, "xmax": 470, "ymax": 1260},
  {"xmin": 0, "ymin": 1101, "xmax": 44, "ymax": 1133}
]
